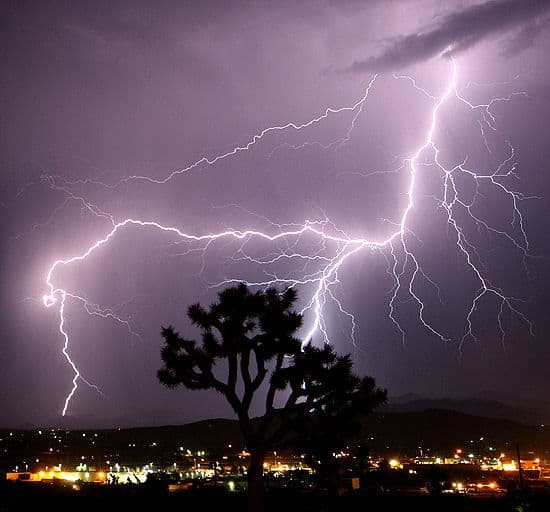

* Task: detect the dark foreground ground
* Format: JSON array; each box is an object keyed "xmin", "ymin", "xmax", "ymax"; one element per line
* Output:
[{"xmin": 1, "ymin": 482, "xmax": 549, "ymax": 512}]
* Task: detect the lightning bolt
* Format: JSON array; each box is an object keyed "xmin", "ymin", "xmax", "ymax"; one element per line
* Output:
[
  {"xmin": 40, "ymin": 54, "xmax": 534, "ymax": 415},
  {"xmin": 44, "ymin": 76, "xmax": 379, "ymax": 190},
  {"xmin": 57, "ymin": 293, "xmax": 104, "ymax": 416}
]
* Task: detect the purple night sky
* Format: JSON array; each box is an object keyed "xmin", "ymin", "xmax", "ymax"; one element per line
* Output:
[{"xmin": 1, "ymin": 0, "xmax": 549, "ymax": 427}]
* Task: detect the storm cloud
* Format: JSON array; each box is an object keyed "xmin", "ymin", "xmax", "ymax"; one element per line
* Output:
[{"xmin": 349, "ymin": 0, "xmax": 550, "ymax": 72}]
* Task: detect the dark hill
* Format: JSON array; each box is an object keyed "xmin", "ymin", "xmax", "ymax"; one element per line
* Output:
[
  {"xmin": 386, "ymin": 396, "xmax": 550, "ymax": 425},
  {"xmin": 358, "ymin": 408, "xmax": 550, "ymax": 456},
  {"xmin": 4, "ymin": 409, "xmax": 549, "ymax": 459}
]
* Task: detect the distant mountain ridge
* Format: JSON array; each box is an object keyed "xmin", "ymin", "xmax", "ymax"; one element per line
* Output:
[
  {"xmin": 3, "ymin": 396, "xmax": 549, "ymax": 431},
  {"xmin": 2, "ymin": 410, "xmax": 550, "ymax": 457},
  {"xmin": 386, "ymin": 395, "xmax": 550, "ymax": 426},
  {"xmin": 358, "ymin": 408, "xmax": 550, "ymax": 455}
]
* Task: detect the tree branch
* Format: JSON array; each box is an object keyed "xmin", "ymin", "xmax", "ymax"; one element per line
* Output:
[
  {"xmin": 228, "ymin": 353, "xmax": 238, "ymax": 394},
  {"xmin": 264, "ymin": 353, "xmax": 284, "ymax": 413},
  {"xmin": 242, "ymin": 347, "xmax": 267, "ymax": 411}
]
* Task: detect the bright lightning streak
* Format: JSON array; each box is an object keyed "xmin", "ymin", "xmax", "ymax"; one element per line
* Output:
[
  {"xmin": 41, "ymin": 55, "xmax": 534, "ymax": 415},
  {"xmin": 57, "ymin": 293, "xmax": 103, "ymax": 416},
  {"xmin": 389, "ymin": 55, "xmax": 458, "ymax": 343}
]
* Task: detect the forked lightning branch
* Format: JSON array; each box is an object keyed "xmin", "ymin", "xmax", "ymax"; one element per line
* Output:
[{"xmin": 41, "ymin": 56, "xmax": 533, "ymax": 416}]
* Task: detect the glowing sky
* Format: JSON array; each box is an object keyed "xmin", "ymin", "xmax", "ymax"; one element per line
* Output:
[{"xmin": 1, "ymin": 0, "xmax": 550, "ymax": 427}]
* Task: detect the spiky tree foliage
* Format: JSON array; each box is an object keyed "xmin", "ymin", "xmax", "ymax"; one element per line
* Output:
[
  {"xmin": 158, "ymin": 283, "xmax": 386, "ymax": 511},
  {"xmin": 285, "ymin": 349, "xmax": 387, "ymax": 493}
]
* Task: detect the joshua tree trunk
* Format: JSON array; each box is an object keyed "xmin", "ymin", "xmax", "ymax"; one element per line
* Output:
[{"xmin": 247, "ymin": 448, "xmax": 266, "ymax": 512}]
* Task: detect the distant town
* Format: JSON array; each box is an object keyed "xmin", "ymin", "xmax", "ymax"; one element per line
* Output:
[{"xmin": 2, "ymin": 409, "xmax": 550, "ymax": 498}]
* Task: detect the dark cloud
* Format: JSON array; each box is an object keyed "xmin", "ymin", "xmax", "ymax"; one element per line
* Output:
[
  {"xmin": 504, "ymin": 16, "xmax": 550, "ymax": 56},
  {"xmin": 349, "ymin": 0, "xmax": 550, "ymax": 72}
]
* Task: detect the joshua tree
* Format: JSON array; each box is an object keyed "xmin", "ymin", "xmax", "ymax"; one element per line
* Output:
[{"xmin": 158, "ymin": 283, "xmax": 386, "ymax": 511}]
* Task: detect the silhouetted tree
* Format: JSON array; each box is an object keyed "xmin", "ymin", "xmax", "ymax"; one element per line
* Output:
[
  {"xmin": 158, "ymin": 283, "xmax": 386, "ymax": 511},
  {"xmin": 290, "ymin": 364, "xmax": 387, "ymax": 494}
]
